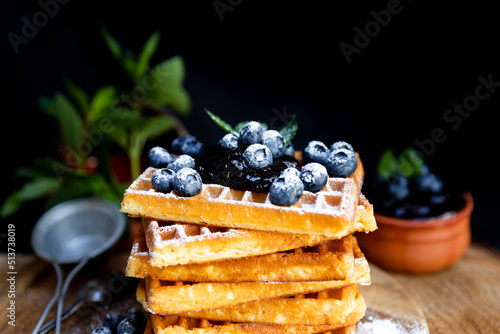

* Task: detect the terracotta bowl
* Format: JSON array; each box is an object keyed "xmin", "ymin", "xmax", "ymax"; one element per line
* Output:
[{"xmin": 356, "ymin": 191, "xmax": 474, "ymax": 274}]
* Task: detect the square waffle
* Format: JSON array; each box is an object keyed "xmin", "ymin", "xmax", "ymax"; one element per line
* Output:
[
  {"xmin": 126, "ymin": 232, "xmax": 355, "ymax": 283},
  {"xmin": 121, "ymin": 154, "xmax": 364, "ymax": 237},
  {"xmin": 138, "ymin": 237, "xmax": 369, "ymax": 315},
  {"xmin": 136, "ymin": 194, "xmax": 375, "ymax": 268}
]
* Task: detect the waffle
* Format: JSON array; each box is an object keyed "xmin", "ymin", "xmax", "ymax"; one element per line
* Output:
[
  {"xmin": 141, "ymin": 287, "xmax": 365, "ymax": 333},
  {"xmin": 121, "ymin": 154, "xmax": 364, "ymax": 237},
  {"xmin": 135, "ymin": 194, "xmax": 375, "ymax": 268},
  {"xmin": 138, "ymin": 237, "xmax": 369, "ymax": 315},
  {"xmin": 127, "ymin": 233, "xmax": 358, "ymax": 283}
]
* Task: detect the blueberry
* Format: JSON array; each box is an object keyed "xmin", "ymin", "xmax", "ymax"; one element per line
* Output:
[
  {"xmin": 173, "ymin": 168, "xmax": 203, "ymax": 197},
  {"xmin": 330, "ymin": 141, "xmax": 354, "ymax": 153},
  {"xmin": 167, "ymin": 154, "xmax": 195, "ymax": 172},
  {"xmin": 262, "ymin": 130, "xmax": 286, "ymax": 158},
  {"xmin": 182, "ymin": 139, "xmax": 204, "ymax": 157},
  {"xmin": 116, "ymin": 317, "xmax": 138, "ymax": 334},
  {"xmin": 386, "ymin": 176, "xmax": 410, "ymax": 200},
  {"xmin": 303, "ymin": 141, "xmax": 330, "ymax": 165},
  {"xmin": 416, "ymin": 172, "xmax": 443, "ymax": 194},
  {"xmin": 269, "ymin": 174, "xmax": 304, "ymax": 206},
  {"xmin": 148, "ymin": 146, "xmax": 173, "ymax": 168},
  {"xmin": 126, "ymin": 308, "xmax": 146, "ymax": 330},
  {"xmin": 281, "ymin": 167, "xmax": 300, "ymax": 178},
  {"xmin": 102, "ymin": 312, "xmax": 126, "ymax": 332},
  {"xmin": 325, "ymin": 149, "xmax": 358, "ymax": 177},
  {"xmin": 151, "ymin": 168, "xmax": 176, "ymax": 193},
  {"xmin": 284, "ymin": 142, "xmax": 295, "ymax": 157},
  {"xmin": 239, "ymin": 121, "xmax": 263, "ymax": 145},
  {"xmin": 92, "ymin": 327, "xmax": 112, "ymax": 334},
  {"xmin": 171, "ymin": 135, "xmax": 197, "ymax": 153},
  {"xmin": 243, "ymin": 144, "xmax": 273, "ymax": 168},
  {"xmin": 300, "ymin": 163, "xmax": 328, "ymax": 192},
  {"xmin": 219, "ymin": 133, "xmax": 239, "ymax": 151}
]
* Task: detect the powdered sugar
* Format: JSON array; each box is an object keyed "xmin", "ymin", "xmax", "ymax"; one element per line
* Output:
[{"xmin": 357, "ymin": 310, "xmax": 429, "ymax": 334}]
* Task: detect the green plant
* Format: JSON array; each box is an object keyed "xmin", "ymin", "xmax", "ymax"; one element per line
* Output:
[
  {"xmin": 1, "ymin": 29, "xmax": 191, "ymax": 218},
  {"xmin": 377, "ymin": 147, "xmax": 424, "ymax": 180}
]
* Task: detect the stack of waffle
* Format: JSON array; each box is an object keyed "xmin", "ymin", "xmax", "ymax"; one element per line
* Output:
[{"xmin": 121, "ymin": 153, "xmax": 377, "ymax": 334}]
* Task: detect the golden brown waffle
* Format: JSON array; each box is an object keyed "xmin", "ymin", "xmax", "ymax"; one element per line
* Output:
[
  {"xmin": 127, "ymin": 229, "xmax": 355, "ymax": 282},
  {"xmin": 121, "ymin": 154, "xmax": 364, "ymax": 237},
  {"xmin": 137, "ymin": 238, "xmax": 369, "ymax": 315},
  {"xmin": 141, "ymin": 288, "xmax": 364, "ymax": 333},
  {"xmin": 134, "ymin": 194, "xmax": 375, "ymax": 268}
]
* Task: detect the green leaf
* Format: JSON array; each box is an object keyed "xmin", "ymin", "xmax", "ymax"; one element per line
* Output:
[
  {"xmin": 205, "ymin": 108, "xmax": 235, "ymax": 134},
  {"xmin": 101, "ymin": 26, "xmax": 122, "ymax": 61},
  {"xmin": 377, "ymin": 149, "xmax": 399, "ymax": 180},
  {"xmin": 1, "ymin": 194, "xmax": 22, "ymax": 217},
  {"xmin": 135, "ymin": 115, "xmax": 174, "ymax": 146},
  {"xmin": 135, "ymin": 31, "xmax": 161, "ymax": 84},
  {"xmin": 88, "ymin": 86, "xmax": 117, "ymax": 123},
  {"xmin": 148, "ymin": 56, "xmax": 191, "ymax": 113},
  {"xmin": 51, "ymin": 92, "xmax": 83, "ymax": 150},
  {"xmin": 16, "ymin": 177, "xmax": 61, "ymax": 201},
  {"xmin": 279, "ymin": 114, "xmax": 298, "ymax": 146},
  {"xmin": 399, "ymin": 147, "xmax": 424, "ymax": 178},
  {"xmin": 64, "ymin": 78, "xmax": 89, "ymax": 113}
]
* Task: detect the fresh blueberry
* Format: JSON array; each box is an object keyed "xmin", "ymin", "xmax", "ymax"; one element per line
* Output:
[
  {"xmin": 330, "ymin": 141, "xmax": 354, "ymax": 153},
  {"xmin": 167, "ymin": 154, "xmax": 195, "ymax": 172},
  {"xmin": 281, "ymin": 167, "xmax": 301, "ymax": 178},
  {"xmin": 269, "ymin": 174, "xmax": 304, "ymax": 206},
  {"xmin": 219, "ymin": 133, "xmax": 239, "ymax": 151},
  {"xmin": 148, "ymin": 146, "xmax": 173, "ymax": 168},
  {"xmin": 262, "ymin": 130, "xmax": 286, "ymax": 158},
  {"xmin": 284, "ymin": 142, "xmax": 295, "ymax": 157},
  {"xmin": 171, "ymin": 135, "xmax": 197, "ymax": 153},
  {"xmin": 303, "ymin": 141, "xmax": 330, "ymax": 165},
  {"xmin": 182, "ymin": 139, "xmax": 204, "ymax": 157},
  {"xmin": 92, "ymin": 327, "xmax": 112, "ymax": 334},
  {"xmin": 116, "ymin": 317, "xmax": 138, "ymax": 334},
  {"xmin": 325, "ymin": 149, "xmax": 358, "ymax": 177},
  {"xmin": 386, "ymin": 176, "xmax": 410, "ymax": 200},
  {"xmin": 243, "ymin": 144, "xmax": 273, "ymax": 168},
  {"xmin": 173, "ymin": 168, "xmax": 203, "ymax": 197},
  {"xmin": 239, "ymin": 121, "xmax": 263, "ymax": 145},
  {"xmin": 300, "ymin": 163, "xmax": 328, "ymax": 192},
  {"xmin": 416, "ymin": 172, "xmax": 443, "ymax": 194},
  {"xmin": 126, "ymin": 308, "xmax": 146, "ymax": 330},
  {"xmin": 102, "ymin": 312, "xmax": 126, "ymax": 332},
  {"xmin": 151, "ymin": 168, "xmax": 176, "ymax": 193}
]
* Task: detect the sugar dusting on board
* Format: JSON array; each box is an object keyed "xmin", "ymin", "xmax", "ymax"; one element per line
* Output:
[{"xmin": 357, "ymin": 309, "xmax": 429, "ymax": 334}]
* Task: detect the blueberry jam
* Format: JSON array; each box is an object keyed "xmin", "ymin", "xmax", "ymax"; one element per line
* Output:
[{"xmin": 196, "ymin": 144, "xmax": 300, "ymax": 192}]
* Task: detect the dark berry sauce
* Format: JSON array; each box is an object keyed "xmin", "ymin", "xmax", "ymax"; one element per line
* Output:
[{"xmin": 196, "ymin": 144, "xmax": 300, "ymax": 192}]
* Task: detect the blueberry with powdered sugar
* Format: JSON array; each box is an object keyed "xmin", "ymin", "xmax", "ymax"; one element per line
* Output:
[
  {"xmin": 151, "ymin": 168, "xmax": 176, "ymax": 193},
  {"xmin": 280, "ymin": 167, "xmax": 301, "ymax": 178},
  {"xmin": 171, "ymin": 135, "xmax": 203, "ymax": 157},
  {"xmin": 330, "ymin": 141, "xmax": 354, "ymax": 153},
  {"xmin": 326, "ymin": 148, "xmax": 358, "ymax": 177},
  {"xmin": 173, "ymin": 168, "xmax": 203, "ymax": 197},
  {"xmin": 219, "ymin": 133, "xmax": 239, "ymax": 151},
  {"xmin": 262, "ymin": 129, "xmax": 286, "ymax": 158},
  {"xmin": 148, "ymin": 146, "xmax": 173, "ymax": 168},
  {"xmin": 239, "ymin": 121, "xmax": 263, "ymax": 145},
  {"xmin": 303, "ymin": 140, "xmax": 330, "ymax": 165},
  {"xmin": 167, "ymin": 154, "xmax": 195, "ymax": 172},
  {"xmin": 243, "ymin": 144, "xmax": 273, "ymax": 168},
  {"xmin": 269, "ymin": 173, "xmax": 304, "ymax": 206},
  {"xmin": 300, "ymin": 163, "xmax": 328, "ymax": 192}
]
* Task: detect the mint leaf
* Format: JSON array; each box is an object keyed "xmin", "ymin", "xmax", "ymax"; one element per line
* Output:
[
  {"xmin": 377, "ymin": 149, "xmax": 398, "ymax": 180},
  {"xmin": 135, "ymin": 31, "xmax": 161, "ymax": 83},
  {"xmin": 279, "ymin": 114, "xmax": 298, "ymax": 146},
  {"xmin": 205, "ymin": 108, "xmax": 235, "ymax": 135},
  {"xmin": 51, "ymin": 92, "xmax": 83, "ymax": 151},
  {"xmin": 399, "ymin": 147, "xmax": 424, "ymax": 178}
]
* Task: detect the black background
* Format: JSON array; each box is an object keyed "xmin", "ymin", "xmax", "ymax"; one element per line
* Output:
[{"xmin": 2, "ymin": 0, "xmax": 499, "ymax": 252}]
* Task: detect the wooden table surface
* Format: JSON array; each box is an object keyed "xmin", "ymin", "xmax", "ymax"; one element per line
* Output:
[{"xmin": 1, "ymin": 241, "xmax": 500, "ymax": 334}]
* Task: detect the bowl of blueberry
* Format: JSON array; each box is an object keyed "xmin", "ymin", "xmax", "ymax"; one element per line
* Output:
[{"xmin": 357, "ymin": 148, "xmax": 474, "ymax": 274}]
